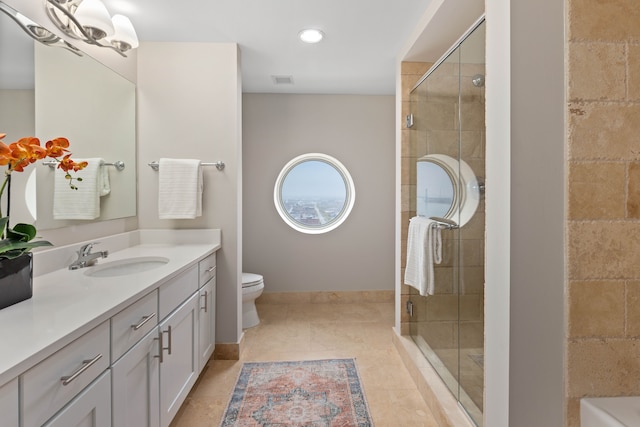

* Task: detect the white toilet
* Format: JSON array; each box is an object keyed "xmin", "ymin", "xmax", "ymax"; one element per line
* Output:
[{"xmin": 242, "ymin": 272, "xmax": 264, "ymax": 328}]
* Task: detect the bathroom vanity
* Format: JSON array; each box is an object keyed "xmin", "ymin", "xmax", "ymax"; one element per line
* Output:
[{"xmin": 0, "ymin": 229, "xmax": 220, "ymax": 427}]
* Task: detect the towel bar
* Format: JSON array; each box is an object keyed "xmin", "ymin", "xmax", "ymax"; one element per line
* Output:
[
  {"xmin": 148, "ymin": 161, "xmax": 225, "ymax": 171},
  {"xmin": 429, "ymin": 216, "xmax": 459, "ymax": 230},
  {"xmin": 42, "ymin": 160, "xmax": 125, "ymax": 171}
]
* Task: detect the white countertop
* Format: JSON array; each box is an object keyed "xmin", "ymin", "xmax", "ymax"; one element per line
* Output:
[{"xmin": 0, "ymin": 229, "xmax": 221, "ymax": 386}]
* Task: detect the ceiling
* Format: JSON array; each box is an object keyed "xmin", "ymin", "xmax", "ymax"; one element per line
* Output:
[
  {"xmin": 2, "ymin": 0, "xmax": 434, "ymax": 94},
  {"xmin": 110, "ymin": 0, "xmax": 433, "ymax": 94}
]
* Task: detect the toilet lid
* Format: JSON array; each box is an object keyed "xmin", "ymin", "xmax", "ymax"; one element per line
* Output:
[{"xmin": 242, "ymin": 272, "xmax": 263, "ymax": 287}]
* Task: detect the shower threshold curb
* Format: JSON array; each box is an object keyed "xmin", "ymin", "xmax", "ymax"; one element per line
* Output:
[{"xmin": 392, "ymin": 330, "xmax": 477, "ymax": 427}]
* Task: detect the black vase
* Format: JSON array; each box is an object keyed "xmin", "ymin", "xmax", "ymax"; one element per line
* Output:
[{"xmin": 0, "ymin": 253, "xmax": 33, "ymax": 310}]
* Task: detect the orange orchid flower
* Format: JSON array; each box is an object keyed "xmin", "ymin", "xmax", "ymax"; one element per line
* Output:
[
  {"xmin": 45, "ymin": 137, "xmax": 70, "ymax": 158},
  {"xmin": 58, "ymin": 154, "xmax": 88, "ymax": 173},
  {"xmin": 0, "ymin": 141, "xmax": 11, "ymax": 167},
  {"xmin": 7, "ymin": 138, "xmax": 47, "ymax": 172}
]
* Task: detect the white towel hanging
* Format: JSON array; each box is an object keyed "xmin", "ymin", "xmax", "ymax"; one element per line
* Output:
[
  {"xmin": 53, "ymin": 158, "xmax": 108, "ymax": 220},
  {"xmin": 404, "ymin": 216, "xmax": 442, "ymax": 296},
  {"xmin": 158, "ymin": 158, "xmax": 203, "ymax": 219}
]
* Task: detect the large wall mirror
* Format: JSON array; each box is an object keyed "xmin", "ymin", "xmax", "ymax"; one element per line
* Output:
[{"xmin": 0, "ymin": 1, "xmax": 136, "ymax": 230}]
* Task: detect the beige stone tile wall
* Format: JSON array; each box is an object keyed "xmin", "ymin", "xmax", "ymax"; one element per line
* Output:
[{"xmin": 566, "ymin": 0, "xmax": 640, "ymax": 425}]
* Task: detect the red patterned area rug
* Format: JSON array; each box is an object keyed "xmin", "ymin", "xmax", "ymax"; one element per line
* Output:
[{"xmin": 220, "ymin": 359, "xmax": 373, "ymax": 426}]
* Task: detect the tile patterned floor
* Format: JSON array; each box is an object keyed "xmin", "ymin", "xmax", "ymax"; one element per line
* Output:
[{"xmin": 170, "ymin": 301, "xmax": 438, "ymax": 427}]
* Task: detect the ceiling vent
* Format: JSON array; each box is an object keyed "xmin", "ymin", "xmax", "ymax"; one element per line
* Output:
[{"xmin": 272, "ymin": 75, "xmax": 294, "ymax": 85}]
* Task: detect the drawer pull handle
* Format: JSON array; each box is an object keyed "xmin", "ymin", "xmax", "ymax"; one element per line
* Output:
[
  {"xmin": 154, "ymin": 326, "xmax": 172, "ymax": 363},
  {"xmin": 166, "ymin": 325, "xmax": 172, "ymax": 355},
  {"xmin": 61, "ymin": 354, "xmax": 103, "ymax": 386},
  {"xmin": 206, "ymin": 266, "xmax": 215, "ymax": 273},
  {"xmin": 201, "ymin": 290, "xmax": 208, "ymax": 312},
  {"xmin": 131, "ymin": 313, "xmax": 156, "ymax": 331}
]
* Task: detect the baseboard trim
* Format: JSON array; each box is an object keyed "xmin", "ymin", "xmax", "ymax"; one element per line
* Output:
[
  {"xmin": 257, "ymin": 290, "xmax": 394, "ymax": 305},
  {"xmin": 214, "ymin": 333, "xmax": 245, "ymax": 360}
]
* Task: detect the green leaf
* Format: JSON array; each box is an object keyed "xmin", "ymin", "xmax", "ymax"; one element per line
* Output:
[
  {"xmin": 10, "ymin": 223, "xmax": 37, "ymax": 242},
  {"xmin": 0, "ymin": 217, "xmax": 51, "ymax": 259}
]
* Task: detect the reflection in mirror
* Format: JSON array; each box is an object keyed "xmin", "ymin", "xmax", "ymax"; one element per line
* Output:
[
  {"xmin": 274, "ymin": 153, "xmax": 355, "ymax": 234},
  {"xmin": 0, "ymin": 1, "xmax": 136, "ymax": 230}
]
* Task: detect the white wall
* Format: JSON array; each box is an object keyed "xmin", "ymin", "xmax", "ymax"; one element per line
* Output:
[
  {"xmin": 137, "ymin": 42, "xmax": 243, "ymax": 344},
  {"xmin": 243, "ymin": 94, "xmax": 395, "ymax": 293},
  {"xmin": 506, "ymin": 0, "xmax": 566, "ymax": 425}
]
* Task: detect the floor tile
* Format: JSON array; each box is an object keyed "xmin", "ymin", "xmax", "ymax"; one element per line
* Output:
[{"xmin": 170, "ymin": 301, "xmax": 435, "ymax": 426}]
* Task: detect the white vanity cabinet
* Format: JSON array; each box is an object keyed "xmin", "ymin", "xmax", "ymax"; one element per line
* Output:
[
  {"xmin": 197, "ymin": 253, "xmax": 216, "ymax": 372},
  {"xmin": 42, "ymin": 371, "xmax": 111, "ymax": 427},
  {"xmin": 159, "ymin": 292, "xmax": 199, "ymax": 427},
  {"xmin": 0, "ymin": 238, "xmax": 220, "ymax": 427},
  {"xmin": 0, "ymin": 378, "xmax": 18, "ymax": 427}
]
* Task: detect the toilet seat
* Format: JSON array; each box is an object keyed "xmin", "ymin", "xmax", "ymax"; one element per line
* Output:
[{"xmin": 242, "ymin": 272, "xmax": 263, "ymax": 288}]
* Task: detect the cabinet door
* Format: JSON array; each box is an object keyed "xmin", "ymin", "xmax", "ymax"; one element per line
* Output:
[
  {"xmin": 43, "ymin": 371, "xmax": 111, "ymax": 427},
  {"xmin": 112, "ymin": 327, "xmax": 160, "ymax": 427},
  {"xmin": 198, "ymin": 279, "xmax": 216, "ymax": 372},
  {"xmin": 0, "ymin": 378, "xmax": 18, "ymax": 427},
  {"xmin": 159, "ymin": 292, "xmax": 198, "ymax": 427}
]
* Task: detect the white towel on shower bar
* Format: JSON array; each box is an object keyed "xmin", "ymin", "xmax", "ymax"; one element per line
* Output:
[
  {"xmin": 158, "ymin": 158, "xmax": 203, "ymax": 219},
  {"xmin": 404, "ymin": 216, "xmax": 442, "ymax": 296}
]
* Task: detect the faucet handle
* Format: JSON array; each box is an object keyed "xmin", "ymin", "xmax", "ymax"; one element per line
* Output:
[{"xmin": 79, "ymin": 242, "xmax": 100, "ymax": 256}]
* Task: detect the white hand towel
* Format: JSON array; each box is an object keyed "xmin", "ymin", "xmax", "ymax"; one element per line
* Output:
[
  {"xmin": 404, "ymin": 216, "xmax": 443, "ymax": 296},
  {"xmin": 53, "ymin": 158, "xmax": 108, "ymax": 220},
  {"xmin": 158, "ymin": 158, "xmax": 203, "ymax": 219}
]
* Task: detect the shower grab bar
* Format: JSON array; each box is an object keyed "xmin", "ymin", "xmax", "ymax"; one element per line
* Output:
[
  {"xmin": 43, "ymin": 160, "xmax": 125, "ymax": 171},
  {"xmin": 429, "ymin": 216, "xmax": 459, "ymax": 230},
  {"xmin": 148, "ymin": 161, "xmax": 225, "ymax": 171}
]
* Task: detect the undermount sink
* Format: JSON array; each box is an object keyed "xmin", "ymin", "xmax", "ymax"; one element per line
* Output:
[{"xmin": 84, "ymin": 256, "xmax": 170, "ymax": 278}]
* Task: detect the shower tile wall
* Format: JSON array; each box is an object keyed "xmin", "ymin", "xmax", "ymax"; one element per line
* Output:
[{"xmin": 566, "ymin": 0, "xmax": 640, "ymax": 425}]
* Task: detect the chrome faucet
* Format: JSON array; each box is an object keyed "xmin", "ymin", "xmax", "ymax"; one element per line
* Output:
[{"xmin": 69, "ymin": 242, "xmax": 109, "ymax": 270}]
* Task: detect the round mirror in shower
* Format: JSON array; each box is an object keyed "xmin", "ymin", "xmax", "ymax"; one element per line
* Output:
[
  {"xmin": 417, "ymin": 154, "xmax": 480, "ymax": 227},
  {"xmin": 274, "ymin": 153, "xmax": 355, "ymax": 234}
]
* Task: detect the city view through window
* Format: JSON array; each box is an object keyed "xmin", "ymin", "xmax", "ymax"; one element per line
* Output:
[{"xmin": 280, "ymin": 160, "xmax": 347, "ymax": 227}]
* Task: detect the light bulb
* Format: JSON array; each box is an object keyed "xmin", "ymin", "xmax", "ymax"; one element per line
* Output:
[
  {"xmin": 73, "ymin": 0, "xmax": 114, "ymax": 40},
  {"xmin": 106, "ymin": 14, "xmax": 138, "ymax": 51}
]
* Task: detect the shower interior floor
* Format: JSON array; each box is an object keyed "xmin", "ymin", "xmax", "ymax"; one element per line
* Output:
[{"xmin": 170, "ymin": 300, "xmax": 438, "ymax": 426}]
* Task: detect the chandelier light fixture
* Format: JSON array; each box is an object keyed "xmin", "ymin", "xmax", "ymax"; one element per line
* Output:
[
  {"xmin": 0, "ymin": 2, "xmax": 81, "ymax": 55},
  {"xmin": 45, "ymin": 0, "xmax": 138, "ymax": 56}
]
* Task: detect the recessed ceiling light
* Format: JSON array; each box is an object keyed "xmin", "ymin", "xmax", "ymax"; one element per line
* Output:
[{"xmin": 299, "ymin": 29, "xmax": 324, "ymax": 44}]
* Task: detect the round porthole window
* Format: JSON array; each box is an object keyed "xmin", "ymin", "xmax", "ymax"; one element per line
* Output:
[{"xmin": 274, "ymin": 153, "xmax": 355, "ymax": 234}]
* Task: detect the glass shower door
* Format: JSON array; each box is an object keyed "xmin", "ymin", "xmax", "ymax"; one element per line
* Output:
[
  {"xmin": 457, "ymin": 20, "xmax": 485, "ymax": 423},
  {"xmin": 407, "ymin": 18, "xmax": 485, "ymax": 427}
]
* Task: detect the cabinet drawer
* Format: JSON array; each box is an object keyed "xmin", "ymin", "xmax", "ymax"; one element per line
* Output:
[
  {"xmin": 159, "ymin": 265, "xmax": 198, "ymax": 320},
  {"xmin": 111, "ymin": 290, "xmax": 158, "ymax": 362},
  {"xmin": 22, "ymin": 320, "xmax": 110, "ymax": 427},
  {"xmin": 198, "ymin": 253, "xmax": 216, "ymax": 287}
]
